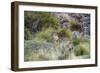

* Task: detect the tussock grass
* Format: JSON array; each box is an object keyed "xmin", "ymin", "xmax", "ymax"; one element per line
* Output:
[{"xmin": 24, "ymin": 37, "xmax": 90, "ymax": 61}]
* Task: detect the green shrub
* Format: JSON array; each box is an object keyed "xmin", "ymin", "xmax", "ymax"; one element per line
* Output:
[
  {"xmin": 24, "ymin": 27, "xmax": 33, "ymax": 40},
  {"xmin": 79, "ymin": 42, "xmax": 90, "ymax": 55},
  {"xmin": 66, "ymin": 29, "xmax": 72, "ymax": 40},
  {"xmin": 70, "ymin": 19, "xmax": 78, "ymax": 26},
  {"xmin": 73, "ymin": 37, "xmax": 81, "ymax": 46},
  {"xmin": 58, "ymin": 29, "xmax": 72, "ymax": 40},
  {"xmin": 70, "ymin": 19, "xmax": 82, "ymax": 32},
  {"xmin": 74, "ymin": 42, "xmax": 90, "ymax": 56},
  {"xmin": 35, "ymin": 28, "xmax": 56, "ymax": 42}
]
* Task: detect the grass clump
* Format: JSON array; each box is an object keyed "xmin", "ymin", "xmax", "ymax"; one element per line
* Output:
[
  {"xmin": 24, "ymin": 27, "xmax": 33, "ymax": 40},
  {"xmin": 72, "ymin": 37, "xmax": 81, "ymax": 46},
  {"xmin": 74, "ymin": 41, "xmax": 90, "ymax": 57},
  {"xmin": 35, "ymin": 28, "xmax": 56, "ymax": 42},
  {"xmin": 58, "ymin": 29, "xmax": 72, "ymax": 40}
]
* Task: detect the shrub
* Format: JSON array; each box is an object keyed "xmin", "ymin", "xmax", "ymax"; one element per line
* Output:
[
  {"xmin": 70, "ymin": 19, "xmax": 78, "ymax": 25},
  {"xmin": 74, "ymin": 42, "xmax": 90, "ymax": 56},
  {"xmin": 79, "ymin": 42, "xmax": 90, "ymax": 55},
  {"xmin": 65, "ymin": 29, "xmax": 72, "ymax": 40},
  {"xmin": 58, "ymin": 29, "xmax": 72, "ymax": 40},
  {"xmin": 72, "ymin": 37, "xmax": 81, "ymax": 46},
  {"xmin": 24, "ymin": 27, "xmax": 33, "ymax": 40},
  {"xmin": 70, "ymin": 19, "xmax": 82, "ymax": 32},
  {"xmin": 35, "ymin": 28, "xmax": 56, "ymax": 42}
]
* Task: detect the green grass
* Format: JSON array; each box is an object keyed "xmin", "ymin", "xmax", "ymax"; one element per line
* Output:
[
  {"xmin": 24, "ymin": 37, "xmax": 90, "ymax": 61},
  {"xmin": 73, "ymin": 40, "xmax": 90, "ymax": 58},
  {"xmin": 34, "ymin": 28, "xmax": 56, "ymax": 42}
]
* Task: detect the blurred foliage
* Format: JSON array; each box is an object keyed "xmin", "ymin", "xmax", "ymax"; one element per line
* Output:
[
  {"xmin": 35, "ymin": 28, "xmax": 56, "ymax": 42},
  {"xmin": 24, "ymin": 12, "xmax": 59, "ymax": 32},
  {"xmin": 73, "ymin": 40, "xmax": 90, "ymax": 56},
  {"xmin": 24, "ymin": 11, "xmax": 60, "ymax": 40},
  {"xmin": 24, "ymin": 27, "xmax": 33, "ymax": 40},
  {"xmin": 24, "ymin": 38, "xmax": 90, "ymax": 61},
  {"xmin": 70, "ymin": 19, "xmax": 82, "ymax": 32},
  {"xmin": 69, "ymin": 19, "xmax": 78, "ymax": 25},
  {"xmin": 73, "ymin": 37, "xmax": 81, "ymax": 46},
  {"xmin": 58, "ymin": 29, "xmax": 72, "ymax": 40},
  {"xmin": 24, "ymin": 12, "xmax": 90, "ymax": 61},
  {"xmin": 79, "ymin": 42, "xmax": 90, "ymax": 55}
]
